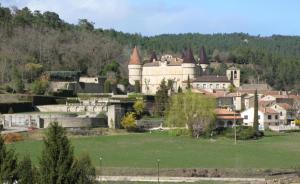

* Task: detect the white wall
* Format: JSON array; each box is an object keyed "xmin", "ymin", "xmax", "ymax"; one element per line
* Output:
[
  {"xmin": 241, "ymin": 107, "xmax": 279, "ymax": 131},
  {"xmin": 141, "ymin": 65, "xmax": 185, "ymax": 95}
]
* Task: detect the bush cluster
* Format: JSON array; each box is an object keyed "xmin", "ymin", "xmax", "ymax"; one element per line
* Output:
[
  {"xmin": 224, "ymin": 126, "xmax": 264, "ymax": 140},
  {"xmin": 168, "ymin": 129, "xmax": 190, "ymax": 137}
]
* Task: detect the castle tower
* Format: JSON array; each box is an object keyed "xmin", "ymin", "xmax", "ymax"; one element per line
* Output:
[
  {"xmin": 128, "ymin": 46, "xmax": 142, "ymax": 86},
  {"xmin": 182, "ymin": 48, "xmax": 196, "ymax": 81},
  {"xmin": 199, "ymin": 46, "xmax": 209, "ymax": 73},
  {"xmin": 226, "ymin": 66, "xmax": 240, "ymax": 87}
]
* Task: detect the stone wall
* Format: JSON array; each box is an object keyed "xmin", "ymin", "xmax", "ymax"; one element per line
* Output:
[{"xmin": 43, "ymin": 117, "xmax": 107, "ymax": 128}]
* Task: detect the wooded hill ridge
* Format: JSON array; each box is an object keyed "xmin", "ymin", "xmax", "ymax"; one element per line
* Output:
[{"xmin": 1, "ymin": 5, "xmax": 300, "ymax": 91}]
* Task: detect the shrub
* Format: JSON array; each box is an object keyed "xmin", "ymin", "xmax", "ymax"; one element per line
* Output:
[
  {"xmin": 3, "ymin": 133, "xmax": 23, "ymax": 143},
  {"xmin": 133, "ymin": 99, "xmax": 145, "ymax": 116},
  {"xmin": 168, "ymin": 128, "xmax": 190, "ymax": 137},
  {"xmin": 31, "ymin": 79, "xmax": 49, "ymax": 95},
  {"xmin": 5, "ymin": 85, "xmax": 13, "ymax": 93},
  {"xmin": 224, "ymin": 126, "xmax": 264, "ymax": 140},
  {"xmin": 121, "ymin": 112, "xmax": 137, "ymax": 131}
]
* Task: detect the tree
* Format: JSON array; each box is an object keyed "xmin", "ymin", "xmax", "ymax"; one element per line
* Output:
[
  {"xmin": 253, "ymin": 90, "xmax": 259, "ymax": 132},
  {"xmin": 186, "ymin": 75, "xmax": 191, "ymax": 89},
  {"xmin": 72, "ymin": 154, "xmax": 96, "ymax": 184},
  {"xmin": 121, "ymin": 112, "xmax": 137, "ymax": 131},
  {"xmin": 31, "ymin": 79, "xmax": 49, "ymax": 95},
  {"xmin": 104, "ymin": 80, "xmax": 111, "ymax": 93},
  {"xmin": 11, "ymin": 67, "xmax": 24, "ymax": 93},
  {"xmin": 78, "ymin": 19, "xmax": 94, "ymax": 31},
  {"xmin": 154, "ymin": 79, "xmax": 169, "ymax": 117},
  {"xmin": 134, "ymin": 80, "xmax": 140, "ymax": 93},
  {"xmin": 177, "ymin": 86, "xmax": 182, "ymax": 93},
  {"xmin": 25, "ymin": 62, "xmax": 43, "ymax": 82},
  {"xmin": 165, "ymin": 91, "xmax": 216, "ymax": 137},
  {"xmin": 39, "ymin": 122, "xmax": 75, "ymax": 183},
  {"xmin": 0, "ymin": 135, "xmax": 18, "ymax": 184},
  {"xmin": 133, "ymin": 99, "xmax": 145, "ymax": 116},
  {"xmin": 17, "ymin": 155, "xmax": 36, "ymax": 184},
  {"xmin": 228, "ymin": 84, "xmax": 236, "ymax": 93}
]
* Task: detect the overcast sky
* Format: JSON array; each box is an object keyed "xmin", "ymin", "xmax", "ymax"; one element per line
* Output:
[{"xmin": 1, "ymin": 0, "xmax": 299, "ymax": 36}]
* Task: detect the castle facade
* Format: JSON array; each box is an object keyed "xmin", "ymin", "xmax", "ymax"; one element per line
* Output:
[{"xmin": 128, "ymin": 46, "xmax": 240, "ymax": 95}]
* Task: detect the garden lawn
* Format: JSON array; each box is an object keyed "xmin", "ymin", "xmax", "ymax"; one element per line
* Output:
[{"xmin": 8, "ymin": 131, "xmax": 300, "ymax": 169}]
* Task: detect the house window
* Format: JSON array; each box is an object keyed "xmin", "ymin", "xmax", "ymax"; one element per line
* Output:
[
  {"xmin": 280, "ymin": 112, "xmax": 283, "ymax": 116},
  {"xmin": 275, "ymin": 115, "xmax": 278, "ymax": 119},
  {"xmin": 223, "ymin": 84, "xmax": 226, "ymax": 88},
  {"xmin": 268, "ymin": 115, "xmax": 272, "ymax": 120},
  {"xmin": 203, "ymin": 84, "xmax": 206, "ymax": 88},
  {"xmin": 210, "ymin": 84, "xmax": 213, "ymax": 89},
  {"xmin": 258, "ymin": 115, "xmax": 260, "ymax": 120},
  {"xmin": 244, "ymin": 115, "xmax": 248, "ymax": 119},
  {"xmin": 216, "ymin": 84, "xmax": 219, "ymax": 89}
]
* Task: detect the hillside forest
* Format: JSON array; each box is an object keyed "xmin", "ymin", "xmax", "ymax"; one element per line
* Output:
[{"xmin": 1, "ymin": 5, "xmax": 300, "ymax": 93}]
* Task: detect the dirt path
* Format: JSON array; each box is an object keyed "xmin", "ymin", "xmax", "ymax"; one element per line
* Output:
[{"xmin": 96, "ymin": 175, "xmax": 266, "ymax": 183}]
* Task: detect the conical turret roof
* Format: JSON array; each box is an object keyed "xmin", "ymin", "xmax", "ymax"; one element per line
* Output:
[
  {"xmin": 183, "ymin": 48, "xmax": 195, "ymax": 63},
  {"xmin": 129, "ymin": 46, "xmax": 141, "ymax": 65},
  {"xmin": 199, "ymin": 46, "xmax": 209, "ymax": 64}
]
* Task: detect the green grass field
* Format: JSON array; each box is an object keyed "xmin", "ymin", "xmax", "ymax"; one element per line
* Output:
[{"xmin": 8, "ymin": 131, "xmax": 300, "ymax": 171}]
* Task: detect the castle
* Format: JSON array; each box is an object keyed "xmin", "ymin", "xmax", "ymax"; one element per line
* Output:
[{"xmin": 128, "ymin": 46, "xmax": 240, "ymax": 95}]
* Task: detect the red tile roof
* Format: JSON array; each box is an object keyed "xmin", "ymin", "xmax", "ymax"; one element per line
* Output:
[{"xmin": 129, "ymin": 46, "xmax": 141, "ymax": 65}]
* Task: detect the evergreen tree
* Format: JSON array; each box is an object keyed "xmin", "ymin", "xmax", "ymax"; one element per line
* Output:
[
  {"xmin": 177, "ymin": 86, "xmax": 182, "ymax": 93},
  {"xmin": 38, "ymin": 122, "xmax": 95, "ymax": 184},
  {"xmin": 18, "ymin": 155, "xmax": 36, "ymax": 184},
  {"xmin": 253, "ymin": 90, "xmax": 259, "ymax": 133},
  {"xmin": 0, "ymin": 135, "xmax": 18, "ymax": 184},
  {"xmin": 154, "ymin": 79, "xmax": 169, "ymax": 117},
  {"xmin": 39, "ymin": 122, "xmax": 75, "ymax": 184},
  {"xmin": 134, "ymin": 80, "xmax": 141, "ymax": 93},
  {"xmin": 187, "ymin": 75, "xmax": 191, "ymax": 89},
  {"xmin": 72, "ymin": 154, "xmax": 96, "ymax": 184},
  {"xmin": 104, "ymin": 80, "xmax": 111, "ymax": 93}
]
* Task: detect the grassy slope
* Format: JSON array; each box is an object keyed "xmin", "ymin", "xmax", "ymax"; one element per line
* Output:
[{"xmin": 9, "ymin": 131, "xmax": 300, "ymax": 169}]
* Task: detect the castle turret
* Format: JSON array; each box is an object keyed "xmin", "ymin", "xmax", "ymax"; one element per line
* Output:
[
  {"xmin": 182, "ymin": 48, "xmax": 196, "ymax": 81},
  {"xmin": 226, "ymin": 66, "xmax": 240, "ymax": 87},
  {"xmin": 199, "ymin": 46, "xmax": 209, "ymax": 73},
  {"xmin": 128, "ymin": 46, "xmax": 142, "ymax": 85}
]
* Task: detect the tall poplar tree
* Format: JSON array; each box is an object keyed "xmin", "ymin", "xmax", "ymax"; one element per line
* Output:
[{"xmin": 253, "ymin": 90, "xmax": 259, "ymax": 133}]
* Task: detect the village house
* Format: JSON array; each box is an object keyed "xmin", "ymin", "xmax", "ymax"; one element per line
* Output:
[
  {"xmin": 216, "ymin": 108, "xmax": 242, "ymax": 128},
  {"xmin": 241, "ymin": 107, "xmax": 280, "ymax": 131}
]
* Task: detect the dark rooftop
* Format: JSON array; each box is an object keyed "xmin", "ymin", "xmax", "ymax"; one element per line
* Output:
[
  {"xmin": 199, "ymin": 46, "xmax": 209, "ymax": 64},
  {"xmin": 183, "ymin": 48, "xmax": 196, "ymax": 63}
]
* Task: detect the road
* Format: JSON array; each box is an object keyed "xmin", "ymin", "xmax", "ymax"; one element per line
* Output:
[{"xmin": 96, "ymin": 175, "xmax": 266, "ymax": 183}]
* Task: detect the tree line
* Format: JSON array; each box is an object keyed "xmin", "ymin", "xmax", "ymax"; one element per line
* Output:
[{"xmin": 1, "ymin": 4, "xmax": 300, "ymax": 92}]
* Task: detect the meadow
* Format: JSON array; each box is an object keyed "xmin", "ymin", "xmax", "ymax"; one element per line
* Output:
[{"xmin": 9, "ymin": 130, "xmax": 300, "ymax": 168}]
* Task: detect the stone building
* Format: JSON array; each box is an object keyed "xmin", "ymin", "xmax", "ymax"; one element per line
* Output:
[{"xmin": 128, "ymin": 46, "xmax": 241, "ymax": 95}]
